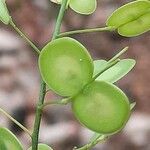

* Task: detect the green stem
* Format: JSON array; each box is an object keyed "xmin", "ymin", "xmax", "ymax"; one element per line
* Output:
[
  {"xmin": 58, "ymin": 26, "xmax": 114, "ymax": 37},
  {"xmin": 74, "ymin": 135, "xmax": 108, "ymax": 150},
  {"xmin": 32, "ymin": 80, "xmax": 46, "ymax": 150},
  {"xmin": 9, "ymin": 19, "xmax": 40, "ymax": 55},
  {"xmin": 0, "ymin": 108, "xmax": 31, "ymax": 137},
  {"xmin": 31, "ymin": 0, "xmax": 68, "ymax": 150},
  {"xmin": 108, "ymin": 47, "xmax": 129, "ymax": 63},
  {"xmin": 52, "ymin": 0, "xmax": 68, "ymax": 40}
]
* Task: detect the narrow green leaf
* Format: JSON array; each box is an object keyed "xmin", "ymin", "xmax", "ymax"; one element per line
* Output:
[
  {"xmin": 0, "ymin": 0, "xmax": 11, "ymax": 24},
  {"xmin": 106, "ymin": 0, "xmax": 150, "ymax": 37},
  {"xmin": 0, "ymin": 127, "xmax": 23, "ymax": 150},
  {"xmin": 69, "ymin": 0, "xmax": 97, "ymax": 15},
  {"xmin": 93, "ymin": 60, "xmax": 107, "ymax": 76},
  {"xmin": 28, "ymin": 144, "xmax": 53, "ymax": 150},
  {"xmin": 94, "ymin": 59, "xmax": 136, "ymax": 83}
]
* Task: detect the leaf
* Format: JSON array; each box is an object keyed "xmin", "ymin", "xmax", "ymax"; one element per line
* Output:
[
  {"xmin": 0, "ymin": 127, "xmax": 23, "ymax": 150},
  {"xmin": 93, "ymin": 60, "xmax": 108, "ymax": 76},
  {"xmin": 69, "ymin": 0, "xmax": 97, "ymax": 15},
  {"xmin": 106, "ymin": 0, "xmax": 150, "ymax": 37},
  {"xmin": 94, "ymin": 59, "xmax": 136, "ymax": 83},
  {"xmin": 0, "ymin": 0, "xmax": 11, "ymax": 24},
  {"xmin": 130, "ymin": 102, "xmax": 136, "ymax": 110},
  {"xmin": 28, "ymin": 143, "xmax": 53, "ymax": 150}
]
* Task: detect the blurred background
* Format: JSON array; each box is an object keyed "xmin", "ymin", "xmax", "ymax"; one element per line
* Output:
[{"xmin": 0, "ymin": 0, "xmax": 150, "ymax": 150}]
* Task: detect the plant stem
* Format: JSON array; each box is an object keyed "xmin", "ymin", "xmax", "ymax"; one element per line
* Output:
[
  {"xmin": 58, "ymin": 26, "xmax": 114, "ymax": 37},
  {"xmin": 52, "ymin": 0, "xmax": 68, "ymax": 40},
  {"xmin": 9, "ymin": 19, "xmax": 40, "ymax": 55},
  {"xmin": 0, "ymin": 108, "xmax": 32, "ymax": 137},
  {"xmin": 32, "ymin": 80, "xmax": 46, "ymax": 150},
  {"xmin": 31, "ymin": 0, "xmax": 68, "ymax": 150},
  {"xmin": 108, "ymin": 46, "xmax": 129, "ymax": 63},
  {"xmin": 74, "ymin": 135, "xmax": 108, "ymax": 150}
]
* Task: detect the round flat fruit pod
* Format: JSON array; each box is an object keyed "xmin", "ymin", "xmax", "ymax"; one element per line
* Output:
[
  {"xmin": 106, "ymin": 0, "xmax": 150, "ymax": 37},
  {"xmin": 0, "ymin": 127, "xmax": 23, "ymax": 150},
  {"xmin": 69, "ymin": 0, "xmax": 97, "ymax": 15},
  {"xmin": 39, "ymin": 37, "xmax": 93, "ymax": 96},
  {"xmin": 28, "ymin": 143, "xmax": 53, "ymax": 150},
  {"xmin": 72, "ymin": 81, "xmax": 130, "ymax": 134},
  {"xmin": 95, "ymin": 59, "xmax": 136, "ymax": 83},
  {"xmin": 50, "ymin": 0, "xmax": 62, "ymax": 4},
  {"xmin": 118, "ymin": 12, "xmax": 150, "ymax": 37},
  {"xmin": 0, "ymin": 0, "xmax": 11, "ymax": 24}
]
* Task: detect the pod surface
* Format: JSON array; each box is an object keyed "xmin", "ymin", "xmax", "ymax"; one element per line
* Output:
[
  {"xmin": 0, "ymin": 127, "xmax": 23, "ymax": 150},
  {"xmin": 72, "ymin": 81, "xmax": 130, "ymax": 134},
  {"xmin": 69, "ymin": 0, "xmax": 97, "ymax": 15},
  {"xmin": 39, "ymin": 37, "xmax": 93, "ymax": 96},
  {"xmin": 106, "ymin": 0, "xmax": 150, "ymax": 37}
]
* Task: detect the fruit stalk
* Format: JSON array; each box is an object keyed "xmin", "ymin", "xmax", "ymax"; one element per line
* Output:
[
  {"xmin": 0, "ymin": 108, "xmax": 31, "ymax": 137},
  {"xmin": 10, "ymin": 19, "xmax": 40, "ymax": 55},
  {"xmin": 31, "ymin": 0, "xmax": 68, "ymax": 149},
  {"xmin": 74, "ymin": 135, "xmax": 108, "ymax": 150},
  {"xmin": 58, "ymin": 26, "xmax": 114, "ymax": 37}
]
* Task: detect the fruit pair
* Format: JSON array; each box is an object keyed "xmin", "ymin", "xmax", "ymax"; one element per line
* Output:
[
  {"xmin": 50, "ymin": 0, "xmax": 97, "ymax": 15},
  {"xmin": 39, "ymin": 37, "xmax": 135, "ymax": 134}
]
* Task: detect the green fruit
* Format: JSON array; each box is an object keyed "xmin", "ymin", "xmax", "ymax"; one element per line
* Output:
[
  {"xmin": 106, "ymin": 0, "xmax": 150, "ymax": 37},
  {"xmin": 28, "ymin": 143, "xmax": 53, "ymax": 150},
  {"xmin": 39, "ymin": 37, "xmax": 93, "ymax": 96},
  {"xmin": 69, "ymin": 0, "xmax": 97, "ymax": 15},
  {"xmin": 72, "ymin": 81, "xmax": 130, "ymax": 134},
  {"xmin": 0, "ymin": 127, "xmax": 23, "ymax": 150},
  {"xmin": 50, "ymin": 0, "xmax": 62, "ymax": 4},
  {"xmin": 0, "ymin": 0, "xmax": 11, "ymax": 24}
]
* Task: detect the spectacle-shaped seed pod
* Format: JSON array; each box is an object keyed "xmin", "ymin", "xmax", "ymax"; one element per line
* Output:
[
  {"xmin": 72, "ymin": 81, "xmax": 130, "ymax": 134},
  {"xmin": 39, "ymin": 37, "xmax": 93, "ymax": 96},
  {"xmin": 49, "ymin": 0, "xmax": 97, "ymax": 15},
  {"xmin": 106, "ymin": 0, "xmax": 150, "ymax": 37}
]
